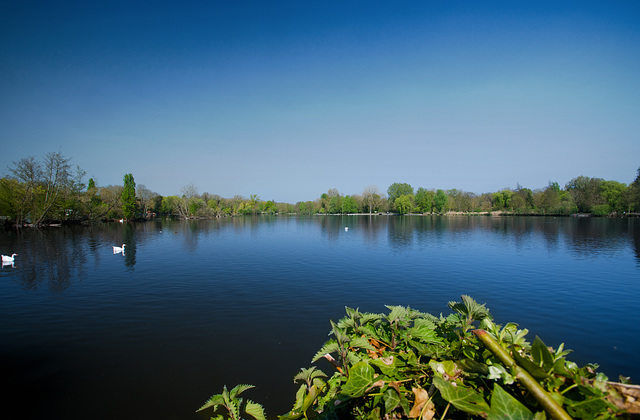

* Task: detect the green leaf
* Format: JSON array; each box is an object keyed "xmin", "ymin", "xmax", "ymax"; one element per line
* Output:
[
  {"xmin": 341, "ymin": 361, "xmax": 374, "ymax": 398},
  {"xmin": 245, "ymin": 400, "xmax": 267, "ymax": 420},
  {"xmin": 385, "ymin": 305, "xmax": 408, "ymax": 323},
  {"xmin": 371, "ymin": 355, "xmax": 398, "ymax": 376},
  {"xmin": 531, "ymin": 336, "xmax": 554, "ymax": 369},
  {"xmin": 302, "ymin": 384, "xmax": 320, "ymax": 412},
  {"xmin": 408, "ymin": 319, "xmax": 443, "ymax": 344},
  {"xmin": 196, "ymin": 394, "xmax": 224, "ymax": 412},
  {"xmin": 513, "ymin": 350, "xmax": 550, "ymax": 381},
  {"xmin": 383, "ymin": 387, "xmax": 401, "ymax": 412},
  {"xmin": 488, "ymin": 384, "xmax": 534, "ymax": 420},
  {"xmin": 429, "ymin": 360, "xmax": 458, "ymax": 377},
  {"xmin": 432, "ymin": 376, "xmax": 490, "ymax": 415},
  {"xmin": 349, "ymin": 335, "xmax": 375, "ymax": 351},
  {"xmin": 457, "ymin": 358, "xmax": 490, "ymax": 375},
  {"xmin": 311, "ymin": 340, "xmax": 339, "ymax": 362},
  {"xmin": 230, "ymin": 384, "xmax": 255, "ymax": 399}
]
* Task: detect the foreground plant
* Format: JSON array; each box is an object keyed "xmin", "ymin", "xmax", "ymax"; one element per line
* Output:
[
  {"xmin": 279, "ymin": 296, "xmax": 631, "ymax": 419},
  {"xmin": 203, "ymin": 296, "xmax": 636, "ymax": 419},
  {"xmin": 197, "ymin": 384, "xmax": 266, "ymax": 420}
]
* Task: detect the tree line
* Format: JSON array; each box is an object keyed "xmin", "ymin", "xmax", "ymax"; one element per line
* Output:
[{"xmin": 1, "ymin": 151, "xmax": 639, "ymax": 226}]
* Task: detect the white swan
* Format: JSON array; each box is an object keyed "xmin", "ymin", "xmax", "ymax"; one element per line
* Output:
[
  {"xmin": 2, "ymin": 253, "xmax": 17, "ymax": 263},
  {"xmin": 112, "ymin": 244, "xmax": 126, "ymax": 254},
  {"xmin": 344, "ymin": 227, "xmax": 349, "ymax": 231}
]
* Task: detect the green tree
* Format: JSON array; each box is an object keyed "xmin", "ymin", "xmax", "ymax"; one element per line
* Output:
[
  {"xmin": 566, "ymin": 176, "xmax": 604, "ymax": 213},
  {"xmin": 433, "ymin": 189, "xmax": 448, "ymax": 213},
  {"xmin": 342, "ymin": 195, "xmax": 358, "ymax": 214},
  {"xmin": 415, "ymin": 187, "xmax": 435, "ymax": 213},
  {"xmin": 394, "ymin": 194, "xmax": 414, "ymax": 214},
  {"xmin": 387, "ymin": 182, "xmax": 414, "ymax": 202},
  {"xmin": 121, "ymin": 173, "xmax": 136, "ymax": 220},
  {"xmin": 598, "ymin": 180, "xmax": 627, "ymax": 214},
  {"xmin": 626, "ymin": 167, "xmax": 640, "ymax": 212},
  {"xmin": 249, "ymin": 194, "xmax": 260, "ymax": 215}
]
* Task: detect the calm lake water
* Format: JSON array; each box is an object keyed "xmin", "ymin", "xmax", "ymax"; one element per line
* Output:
[{"xmin": 1, "ymin": 215, "xmax": 639, "ymax": 419}]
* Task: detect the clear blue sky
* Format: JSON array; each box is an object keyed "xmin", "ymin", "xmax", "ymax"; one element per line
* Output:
[{"xmin": 1, "ymin": 1, "xmax": 639, "ymax": 203}]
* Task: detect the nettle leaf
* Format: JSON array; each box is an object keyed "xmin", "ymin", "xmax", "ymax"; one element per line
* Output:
[
  {"xmin": 341, "ymin": 361, "xmax": 374, "ymax": 398},
  {"xmin": 311, "ymin": 340, "xmax": 339, "ymax": 362},
  {"xmin": 349, "ymin": 335, "xmax": 376, "ymax": 351},
  {"xmin": 488, "ymin": 384, "xmax": 534, "ymax": 420},
  {"xmin": 408, "ymin": 319, "xmax": 444, "ymax": 345},
  {"xmin": 432, "ymin": 377, "xmax": 490, "ymax": 415},
  {"xmin": 245, "ymin": 400, "xmax": 267, "ymax": 420},
  {"xmin": 385, "ymin": 305, "xmax": 408, "ymax": 323},
  {"xmin": 531, "ymin": 336, "xmax": 554, "ymax": 369},
  {"xmin": 361, "ymin": 313, "xmax": 382, "ymax": 325}
]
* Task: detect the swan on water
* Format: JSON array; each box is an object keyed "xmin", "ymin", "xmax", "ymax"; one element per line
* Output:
[
  {"xmin": 113, "ymin": 244, "xmax": 126, "ymax": 254},
  {"xmin": 2, "ymin": 254, "xmax": 17, "ymax": 263},
  {"xmin": 345, "ymin": 227, "xmax": 349, "ymax": 231}
]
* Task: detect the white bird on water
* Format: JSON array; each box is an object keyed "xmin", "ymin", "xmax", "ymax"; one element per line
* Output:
[
  {"xmin": 2, "ymin": 253, "xmax": 17, "ymax": 263},
  {"xmin": 113, "ymin": 244, "xmax": 126, "ymax": 254},
  {"xmin": 345, "ymin": 227, "xmax": 349, "ymax": 231}
]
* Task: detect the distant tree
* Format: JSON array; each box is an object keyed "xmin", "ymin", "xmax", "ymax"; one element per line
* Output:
[
  {"xmin": 394, "ymin": 194, "xmax": 414, "ymax": 215},
  {"xmin": 387, "ymin": 183, "xmax": 414, "ymax": 202},
  {"xmin": 598, "ymin": 180, "xmax": 627, "ymax": 214},
  {"xmin": 626, "ymin": 167, "xmax": 640, "ymax": 212},
  {"xmin": 87, "ymin": 178, "xmax": 96, "ymax": 190},
  {"xmin": 473, "ymin": 193, "xmax": 493, "ymax": 212},
  {"xmin": 249, "ymin": 194, "xmax": 261, "ymax": 215},
  {"xmin": 328, "ymin": 194, "xmax": 342, "ymax": 214},
  {"xmin": 566, "ymin": 176, "xmax": 604, "ymax": 213},
  {"xmin": 8, "ymin": 150, "xmax": 85, "ymax": 225},
  {"xmin": 177, "ymin": 184, "xmax": 198, "ymax": 218},
  {"xmin": 433, "ymin": 189, "xmax": 448, "ymax": 213},
  {"xmin": 121, "ymin": 173, "xmax": 136, "ymax": 220},
  {"xmin": 415, "ymin": 187, "xmax": 435, "ymax": 213},
  {"xmin": 137, "ymin": 184, "xmax": 157, "ymax": 217},
  {"xmin": 342, "ymin": 195, "xmax": 358, "ymax": 213},
  {"xmin": 362, "ymin": 185, "xmax": 381, "ymax": 214}
]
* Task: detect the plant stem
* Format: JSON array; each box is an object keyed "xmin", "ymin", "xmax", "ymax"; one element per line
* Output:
[{"xmin": 474, "ymin": 329, "xmax": 572, "ymax": 420}]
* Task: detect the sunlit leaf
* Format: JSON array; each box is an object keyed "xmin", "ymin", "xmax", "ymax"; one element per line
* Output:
[
  {"xmin": 513, "ymin": 350, "xmax": 550, "ymax": 381},
  {"xmin": 429, "ymin": 360, "xmax": 458, "ymax": 378},
  {"xmin": 341, "ymin": 361, "xmax": 374, "ymax": 398},
  {"xmin": 372, "ymin": 355, "xmax": 399, "ymax": 376},
  {"xmin": 531, "ymin": 336, "xmax": 554, "ymax": 369},
  {"xmin": 245, "ymin": 400, "xmax": 267, "ymax": 420}
]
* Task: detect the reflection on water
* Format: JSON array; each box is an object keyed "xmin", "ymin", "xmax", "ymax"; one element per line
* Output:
[
  {"xmin": 0, "ymin": 215, "xmax": 638, "ymax": 420},
  {"xmin": 1, "ymin": 215, "xmax": 638, "ymax": 293}
]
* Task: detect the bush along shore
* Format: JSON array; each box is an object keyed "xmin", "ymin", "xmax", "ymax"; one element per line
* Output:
[{"xmin": 198, "ymin": 296, "xmax": 639, "ymax": 419}]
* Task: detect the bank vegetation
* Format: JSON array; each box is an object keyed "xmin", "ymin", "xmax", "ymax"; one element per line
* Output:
[{"xmin": 1, "ymin": 151, "xmax": 639, "ymax": 226}]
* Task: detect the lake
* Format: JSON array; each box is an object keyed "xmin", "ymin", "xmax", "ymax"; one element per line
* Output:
[{"xmin": 1, "ymin": 215, "xmax": 639, "ymax": 419}]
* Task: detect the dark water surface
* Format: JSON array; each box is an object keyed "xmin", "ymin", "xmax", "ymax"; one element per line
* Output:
[{"xmin": 1, "ymin": 215, "xmax": 639, "ymax": 419}]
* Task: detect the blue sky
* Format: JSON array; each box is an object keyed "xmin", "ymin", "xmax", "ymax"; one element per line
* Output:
[{"xmin": 1, "ymin": 1, "xmax": 639, "ymax": 203}]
